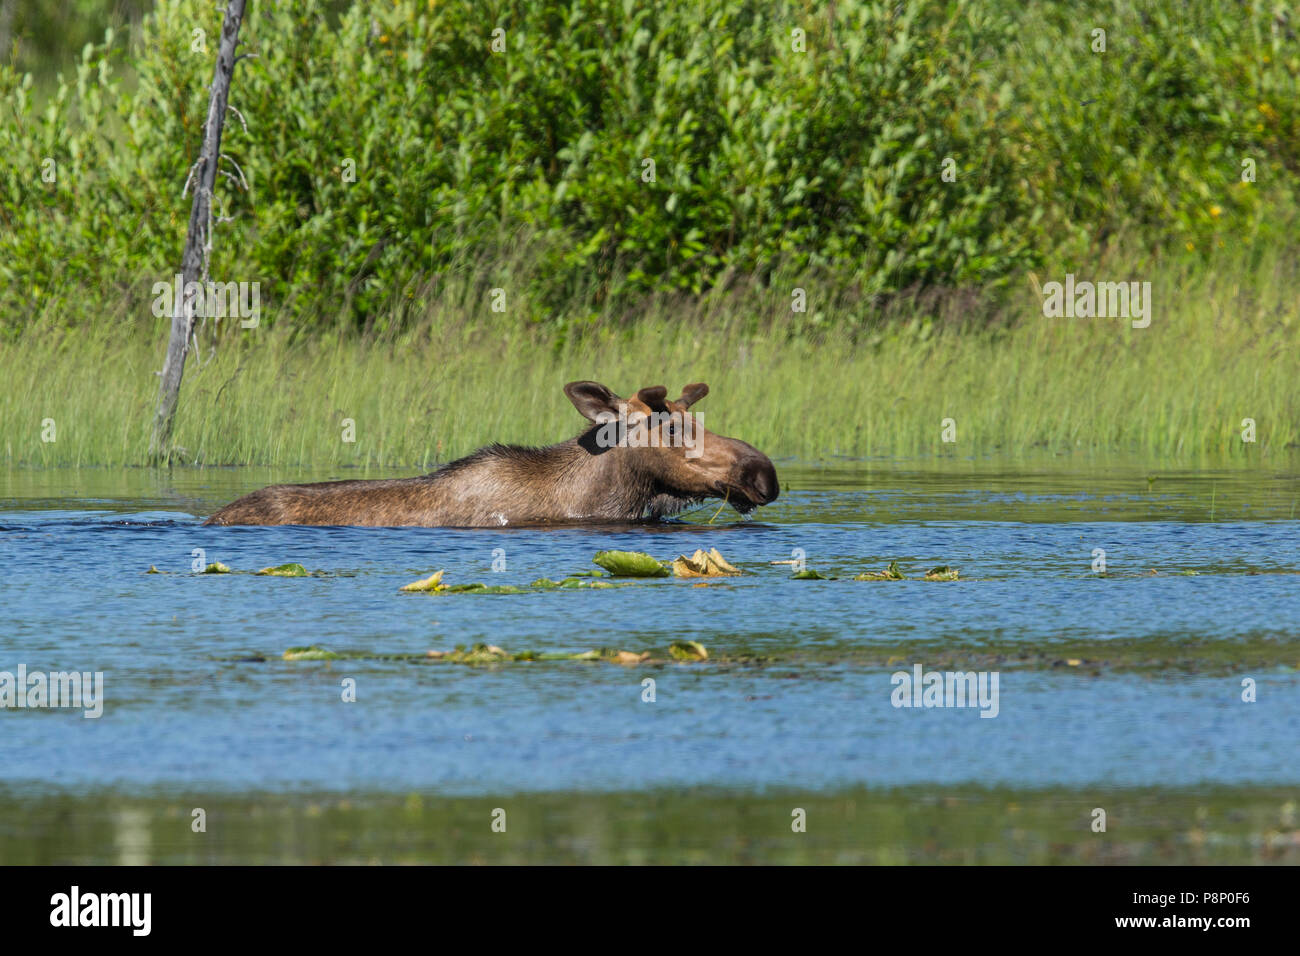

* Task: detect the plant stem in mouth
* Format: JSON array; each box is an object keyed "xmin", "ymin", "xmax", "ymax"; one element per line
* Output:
[{"xmin": 708, "ymin": 488, "xmax": 730, "ymax": 524}]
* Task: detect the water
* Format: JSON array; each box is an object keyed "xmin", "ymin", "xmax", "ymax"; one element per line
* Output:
[{"xmin": 3, "ymin": 458, "xmax": 1297, "ymax": 802}]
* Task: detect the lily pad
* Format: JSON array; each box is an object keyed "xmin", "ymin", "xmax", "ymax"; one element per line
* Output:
[
  {"xmin": 672, "ymin": 547, "xmax": 743, "ymax": 577},
  {"xmin": 257, "ymin": 563, "xmax": 310, "ymax": 577},
  {"xmin": 533, "ymin": 576, "xmax": 618, "ymax": 589},
  {"xmin": 668, "ymin": 640, "xmax": 709, "ymax": 661},
  {"xmin": 613, "ymin": 650, "xmax": 650, "ymax": 665},
  {"xmin": 593, "ymin": 550, "xmax": 670, "ymax": 577},
  {"xmin": 428, "ymin": 643, "xmax": 513, "ymax": 663},
  {"xmin": 855, "ymin": 561, "xmax": 905, "ymax": 581},
  {"xmin": 283, "ymin": 645, "xmax": 342, "ymax": 661},
  {"xmin": 400, "ymin": 569, "xmax": 446, "ymax": 592},
  {"xmin": 448, "ymin": 582, "xmax": 527, "ymax": 594},
  {"xmin": 425, "ymin": 645, "xmax": 651, "ymax": 665},
  {"xmin": 201, "ymin": 562, "xmax": 232, "ymax": 574},
  {"xmin": 792, "ymin": 568, "xmax": 832, "ymax": 580}
]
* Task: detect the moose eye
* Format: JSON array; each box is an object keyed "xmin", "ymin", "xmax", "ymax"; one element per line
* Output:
[{"xmin": 665, "ymin": 420, "xmax": 678, "ymax": 439}]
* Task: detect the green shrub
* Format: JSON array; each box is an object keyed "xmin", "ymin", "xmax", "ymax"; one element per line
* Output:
[{"xmin": 0, "ymin": 0, "xmax": 1295, "ymax": 335}]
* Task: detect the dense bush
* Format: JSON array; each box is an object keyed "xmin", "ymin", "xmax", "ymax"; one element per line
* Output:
[
  {"xmin": 0, "ymin": 0, "xmax": 1296, "ymax": 334},
  {"xmin": 0, "ymin": 0, "xmax": 152, "ymax": 82}
]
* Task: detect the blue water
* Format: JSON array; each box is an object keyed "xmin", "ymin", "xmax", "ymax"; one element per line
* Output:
[{"xmin": 1, "ymin": 462, "xmax": 1298, "ymax": 794}]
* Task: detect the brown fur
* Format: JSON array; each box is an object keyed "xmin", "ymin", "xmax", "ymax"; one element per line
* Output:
[{"xmin": 204, "ymin": 381, "xmax": 779, "ymax": 527}]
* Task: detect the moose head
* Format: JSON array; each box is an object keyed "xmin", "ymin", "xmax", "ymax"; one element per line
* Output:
[{"xmin": 564, "ymin": 380, "xmax": 780, "ymax": 516}]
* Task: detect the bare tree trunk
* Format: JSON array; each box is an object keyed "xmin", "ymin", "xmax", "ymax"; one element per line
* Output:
[
  {"xmin": 148, "ymin": 0, "xmax": 248, "ymax": 465},
  {"xmin": 0, "ymin": 0, "xmax": 15, "ymax": 55}
]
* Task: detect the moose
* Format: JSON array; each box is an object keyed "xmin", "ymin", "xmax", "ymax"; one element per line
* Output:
[{"xmin": 204, "ymin": 381, "xmax": 779, "ymax": 527}]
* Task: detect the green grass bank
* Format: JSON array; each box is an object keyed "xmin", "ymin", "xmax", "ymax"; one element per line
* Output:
[{"xmin": 3, "ymin": 246, "xmax": 1297, "ymax": 467}]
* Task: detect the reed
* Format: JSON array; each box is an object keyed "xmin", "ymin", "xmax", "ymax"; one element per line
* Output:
[{"xmin": 3, "ymin": 247, "xmax": 1295, "ymax": 468}]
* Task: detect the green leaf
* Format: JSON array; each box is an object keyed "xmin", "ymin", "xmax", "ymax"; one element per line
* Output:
[
  {"xmin": 400, "ymin": 569, "xmax": 446, "ymax": 591},
  {"xmin": 283, "ymin": 645, "xmax": 342, "ymax": 661},
  {"xmin": 668, "ymin": 640, "xmax": 708, "ymax": 660},
  {"xmin": 257, "ymin": 563, "xmax": 310, "ymax": 577},
  {"xmin": 593, "ymin": 550, "xmax": 670, "ymax": 577},
  {"xmin": 792, "ymin": 569, "xmax": 832, "ymax": 580},
  {"xmin": 923, "ymin": 566, "xmax": 960, "ymax": 581},
  {"xmin": 855, "ymin": 561, "xmax": 904, "ymax": 581}
]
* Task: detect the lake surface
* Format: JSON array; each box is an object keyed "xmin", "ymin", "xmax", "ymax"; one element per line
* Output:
[{"xmin": 3, "ymin": 457, "xmax": 1297, "ymax": 805}]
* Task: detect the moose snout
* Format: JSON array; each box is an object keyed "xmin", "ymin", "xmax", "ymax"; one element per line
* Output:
[{"xmin": 735, "ymin": 446, "xmax": 779, "ymax": 505}]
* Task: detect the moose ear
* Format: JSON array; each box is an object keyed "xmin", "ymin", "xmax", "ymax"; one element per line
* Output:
[
  {"xmin": 564, "ymin": 381, "xmax": 621, "ymax": 422},
  {"xmin": 634, "ymin": 386, "xmax": 669, "ymax": 412},
  {"xmin": 677, "ymin": 383, "xmax": 709, "ymax": 408}
]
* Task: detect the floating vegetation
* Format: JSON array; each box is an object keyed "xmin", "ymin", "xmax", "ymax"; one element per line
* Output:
[
  {"xmin": 611, "ymin": 650, "xmax": 651, "ymax": 665},
  {"xmin": 531, "ymin": 576, "xmax": 618, "ymax": 589},
  {"xmin": 427, "ymin": 643, "xmax": 511, "ymax": 663},
  {"xmin": 429, "ymin": 644, "xmax": 662, "ymax": 665},
  {"xmin": 257, "ymin": 563, "xmax": 310, "ymax": 577},
  {"xmin": 445, "ymin": 582, "xmax": 529, "ymax": 594},
  {"xmin": 232, "ymin": 633, "xmax": 1300, "ymax": 675},
  {"xmin": 923, "ymin": 566, "xmax": 960, "ymax": 581},
  {"xmin": 668, "ymin": 640, "xmax": 709, "ymax": 660},
  {"xmin": 283, "ymin": 645, "xmax": 343, "ymax": 661},
  {"xmin": 592, "ymin": 550, "xmax": 671, "ymax": 577},
  {"xmin": 165, "ymin": 552, "xmax": 1280, "ymax": 598},
  {"xmin": 855, "ymin": 561, "xmax": 905, "ymax": 581},
  {"xmin": 276, "ymin": 643, "xmax": 689, "ymax": 666},
  {"xmin": 400, "ymin": 570, "xmax": 446, "ymax": 592},
  {"xmin": 672, "ymin": 548, "xmax": 742, "ymax": 578},
  {"xmin": 1096, "ymin": 566, "xmax": 1299, "ymax": 579},
  {"xmin": 148, "ymin": 561, "xmax": 336, "ymax": 577},
  {"xmin": 402, "ymin": 569, "xmax": 614, "ymax": 594},
  {"xmin": 399, "ymin": 571, "xmax": 527, "ymax": 594},
  {"xmin": 849, "ymin": 561, "xmax": 957, "ymax": 580}
]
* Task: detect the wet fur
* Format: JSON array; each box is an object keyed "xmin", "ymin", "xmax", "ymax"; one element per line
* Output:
[
  {"xmin": 204, "ymin": 380, "xmax": 776, "ymax": 528},
  {"xmin": 206, "ymin": 431, "xmax": 705, "ymax": 527}
]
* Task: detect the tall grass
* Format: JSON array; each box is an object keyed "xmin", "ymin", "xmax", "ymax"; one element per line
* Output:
[{"xmin": 3, "ymin": 246, "xmax": 1296, "ymax": 468}]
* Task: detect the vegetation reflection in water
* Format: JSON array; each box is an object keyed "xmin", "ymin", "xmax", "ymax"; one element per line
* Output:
[{"xmin": 3, "ymin": 787, "xmax": 1298, "ymax": 865}]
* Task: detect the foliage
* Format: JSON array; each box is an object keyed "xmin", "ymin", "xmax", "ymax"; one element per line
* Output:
[{"xmin": 1, "ymin": 0, "xmax": 1295, "ymax": 334}]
